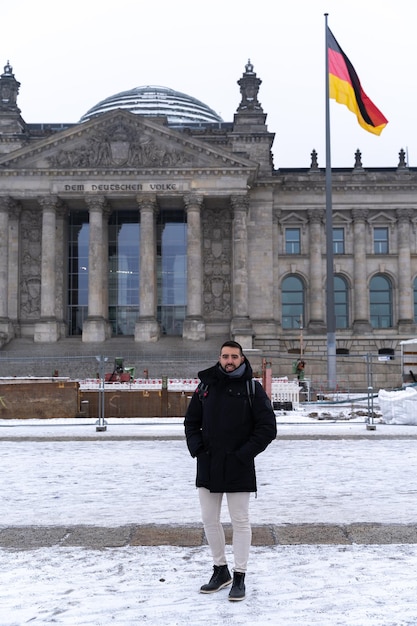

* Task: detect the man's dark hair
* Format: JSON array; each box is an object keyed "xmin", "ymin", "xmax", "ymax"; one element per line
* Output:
[{"xmin": 220, "ymin": 340, "xmax": 244, "ymax": 355}]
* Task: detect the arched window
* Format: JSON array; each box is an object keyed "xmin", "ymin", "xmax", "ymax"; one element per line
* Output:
[
  {"xmin": 414, "ymin": 277, "xmax": 417, "ymax": 323},
  {"xmin": 334, "ymin": 275, "xmax": 349, "ymax": 329},
  {"xmin": 282, "ymin": 275, "xmax": 304, "ymax": 329},
  {"xmin": 370, "ymin": 275, "xmax": 392, "ymax": 328}
]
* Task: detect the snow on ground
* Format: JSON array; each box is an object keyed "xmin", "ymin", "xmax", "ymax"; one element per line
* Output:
[
  {"xmin": 1, "ymin": 402, "xmax": 417, "ymax": 625},
  {"xmin": 2, "ymin": 435, "xmax": 417, "ymax": 526},
  {"xmin": 3, "ymin": 544, "xmax": 417, "ymax": 626}
]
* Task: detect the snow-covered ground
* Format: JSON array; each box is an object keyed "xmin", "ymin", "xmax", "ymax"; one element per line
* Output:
[
  {"xmin": 4, "ymin": 544, "xmax": 417, "ymax": 626},
  {"xmin": 1, "ymin": 402, "xmax": 417, "ymax": 625}
]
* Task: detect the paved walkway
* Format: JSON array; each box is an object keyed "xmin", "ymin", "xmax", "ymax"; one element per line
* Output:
[{"xmin": 2, "ymin": 523, "xmax": 417, "ymax": 551}]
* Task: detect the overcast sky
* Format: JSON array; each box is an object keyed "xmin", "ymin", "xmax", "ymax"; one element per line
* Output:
[{"xmin": 2, "ymin": 0, "xmax": 415, "ymax": 169}]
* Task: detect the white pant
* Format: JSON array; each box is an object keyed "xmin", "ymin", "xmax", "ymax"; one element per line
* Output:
[{"xmin": 198, "ymin": 488, "xmax": 252, "ymax": 573}]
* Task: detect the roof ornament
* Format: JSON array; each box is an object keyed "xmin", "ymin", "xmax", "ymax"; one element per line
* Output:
[
  {"xmin": 310, "ymin": 149, "xmax": 319, "ymax": 170},
  {"xmin": 245, "ymin": 59, "xmax": 255, "ymax": 74},
  {"xmin": 398, "ymin": 148, "xmax": 407, "ymax": 169},
  {"xmin": 2, "ymin": 61, "xmax": 14, "ymax": 77},
  {"xmin": 0, "ymin": 59, "xmax": 20, "ymax": 110},
  {"xmin": 237, "ymin": 59, "xmax": 263, "ymax": 112}
]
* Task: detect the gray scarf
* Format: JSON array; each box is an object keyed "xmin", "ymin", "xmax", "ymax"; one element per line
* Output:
[{"xmin": 222, "ymin": 361, "xmax": 247, "ymax": 378}]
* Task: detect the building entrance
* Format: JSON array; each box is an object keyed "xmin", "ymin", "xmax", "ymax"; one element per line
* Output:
[{"xmin": 67, "ymin": 207, "xmax": 187, "ymax": 336}]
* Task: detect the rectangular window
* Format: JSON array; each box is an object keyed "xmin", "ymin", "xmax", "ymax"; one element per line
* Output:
[
  {"xmin": 108, "ymin": 211, "xmax": 140, "ymax": 336},
  {"xmin": 285, "ymin": 228, "xmax": 300, "ymax": 254},
  {"xmin": 68, "ymin": 211, "xmax": 89, "ymax": 336},
  {"xmin": 374, "ymin": 227, "xmax": 389, "ymax": 254},
  {"xmin": 333, "ymin": 228, "xmax": 345, "ymax": 254},
  {"xmin": 157, "ymin": 209, "xmax": 187, "ymax": 336}
]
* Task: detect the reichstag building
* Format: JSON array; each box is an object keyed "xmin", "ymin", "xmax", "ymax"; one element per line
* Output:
[{"xmin": 0, "ymin": 59, "xmax": 416, "ymax": 385}]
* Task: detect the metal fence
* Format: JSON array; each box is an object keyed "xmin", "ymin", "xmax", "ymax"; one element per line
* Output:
[{"xmin": 0, "ymin": 342, "xmax": 405, "ymax": 394}]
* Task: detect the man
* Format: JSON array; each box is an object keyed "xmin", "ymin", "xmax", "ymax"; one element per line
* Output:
[{"xmin": 184, "ymin": 340, "xmax": 277, "ymax": 602}]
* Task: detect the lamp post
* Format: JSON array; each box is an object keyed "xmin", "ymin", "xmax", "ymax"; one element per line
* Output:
[{"xmin": 95, "ymin": 355, "xmax": 108, "ymax": 432}]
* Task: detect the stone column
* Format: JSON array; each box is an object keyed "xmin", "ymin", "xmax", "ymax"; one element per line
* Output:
[
  {"xmin": 0, "ymin": 196, "xmax": 14, "ymax": 342},
  {"xmin": 135, "ymin": 194, "xmax": 160, "ymax": 342},
  {"xmin": 54, "ymin": 205, "xmax": 67, "ymax": 330},
  {"xmin": 397, "ymin": 209, "xmax": 415, "ymax": 332},
  {"xmin": 182, "ymin": 193, "xmax": 205, "ymax": 340},
  {"xmin": 230, "ymin": 194, "xmax": 253, "ymax": 349},
  {"xmin": 308, "ymin": 209, "xmax": 326, "ymax": 331},
  {"xmin": 101, "ymin": 205, "xmax": 112, "ymax": 323},
  {"xmin": 82, "ymin": 196, "xmax": 111, "ymax": 343},
  {"xmin": 352, "ymin": 209, "xmax": 371, "ymax": 333},
  {"xmin": 7, "ymin": 201, "xmax": 20, "ymax": 325},
  {"xmin": 34, "ymin": 196, "xmax": 61, "ymax": 342},
  {"xmin": 273, "ymin": 211, "xmax": 281, "ymax": 327}
]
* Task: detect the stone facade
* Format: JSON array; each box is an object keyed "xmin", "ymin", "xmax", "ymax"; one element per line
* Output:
[{"xmin": 0, "ymin": 60, "xmax": 416, "ymax": 390}]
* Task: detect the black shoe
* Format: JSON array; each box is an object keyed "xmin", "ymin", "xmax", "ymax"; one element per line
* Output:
[
  {"xmin": 200, "ymin": 565, "xmax": 232, "ymax": 594},
  {"xmin": 228, "ymin": 571, "xmax": 246, "ymax": 602}
]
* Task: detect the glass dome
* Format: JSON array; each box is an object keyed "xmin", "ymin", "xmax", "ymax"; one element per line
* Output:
[{"xmin": 80, "ymin": 85, "xmax": 223, "ymax": 126}]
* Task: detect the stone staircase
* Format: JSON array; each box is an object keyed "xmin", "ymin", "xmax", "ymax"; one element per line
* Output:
[{"xmin": 0, "ymin": 336, "xmax": 227, "ymax": 380}]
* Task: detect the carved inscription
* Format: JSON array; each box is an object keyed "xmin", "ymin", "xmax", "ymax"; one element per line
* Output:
[{"xmin": 61, "ymin": 183, "xmax": 181, "ymax": 192}]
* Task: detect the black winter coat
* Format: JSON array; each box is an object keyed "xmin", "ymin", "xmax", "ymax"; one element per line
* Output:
[{"xmin": 184, "ymin": 358, "xmax": 277, "ymax": 493}]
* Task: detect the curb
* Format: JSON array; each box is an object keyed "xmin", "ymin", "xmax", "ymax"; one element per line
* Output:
[
  {"xmin": 2, "ymin": 523, "xmax": 417, "ymax": 551},
  {"xmin": 1, "ymin": 432, "xmax": 417, "ymax": 442}
]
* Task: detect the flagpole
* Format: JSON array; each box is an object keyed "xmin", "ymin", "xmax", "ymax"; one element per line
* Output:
[{"xmin": 324, "ymin": 13, "xmax": 337, "ymax": 390}]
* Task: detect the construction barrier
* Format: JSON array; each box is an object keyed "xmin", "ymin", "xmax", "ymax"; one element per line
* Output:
[
  {"xmin": 270, "ymin": 379, "xmax": 300, "ymax": 409},
  {"xmin": 0, "ymin": 378, "xmax": 80, "ymax": 419},
  {"xmin": 0, "ymin": 377, "xmax": 300, "ymax": 419},
  {"xmin": 80, "ymin": 389, "xmax": 192, "ymax": 418}
]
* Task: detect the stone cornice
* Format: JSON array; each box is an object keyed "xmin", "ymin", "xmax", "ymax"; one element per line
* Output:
[
  {"xmin": 0, "ymin": 166, "xmax": 255, "ymax": 178},
  {"xmin": 268, "ymin": 170, "xmax": 417, "ymax": 194},
  {"xmin": 275, "ymin": 182, "xmax": 417, "ymax": 193}
]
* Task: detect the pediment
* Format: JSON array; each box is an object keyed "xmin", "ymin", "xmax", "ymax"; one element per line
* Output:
[
  {"xmin": 0, "ymin": 110, "xmax": 255, "ymax": 172},
  {"xmin": 367, "ymin": 211, "xmax": 396, "ymax": 225},
  {"xmin": 278, "ymin": 211, "xmax": 308, "ymax": 226},
  {"xmin": 332, "ymin": 211, "xmax": 352, "ymax": 224}
]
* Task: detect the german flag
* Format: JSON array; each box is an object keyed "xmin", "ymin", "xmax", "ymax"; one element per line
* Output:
[{"xmin": 328, "ymin": 27, "xmax": 388, "ymax": 135}]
